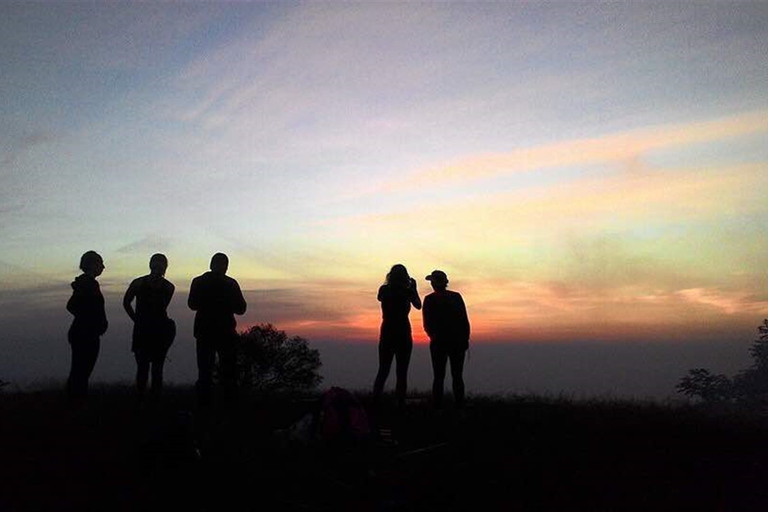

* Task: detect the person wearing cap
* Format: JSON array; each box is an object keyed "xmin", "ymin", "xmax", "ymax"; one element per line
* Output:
[
  {"xmin": 188, "ymin": 253, "xmax": 247, "ymax": 405},
  {"xmin": 423, "ymin": 270, "xmax": 470, "ymax": 409},
  {"xmin": 123, "ymin": 253, "xmax": 176, "ymax": 399},
  {"xmin": 373, "ymin": 264, "xmax": 422, "ymax": 409}
]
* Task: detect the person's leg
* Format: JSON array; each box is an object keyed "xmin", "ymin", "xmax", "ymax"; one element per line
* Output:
[
  {"xmin": 449, "ymin": 349, "xmax": 466, "ymax": 408},
  {"xmin": 135, "ymin": 351, "xmax": 150, "ymax": 396},
  {"xmin": 83, "ymin": 337, "xmax": 100, "ymax": 382},
  {"xmin": 216, "ymin": 334, "xmax": 237, "ymax": 400},
  {"xmin": 430, "ymin": 343, "xmax": 448, "ymax": 409},
  {"xmin": 196, "ymin": 337, "xmax": 215, "ymax": 405},
  {"xmin": 150, "ymin": 347, "xmax": 167, "ymax": 397},
  {"xmin": 67, "ymin": 333, "xmax": 85, "ymax": 399},
  {"xmin": 373, "ymin": 343, "xmax": 395, "ymax": 404},
  {"xmin": 70, "ymin": 336, "xmax": 99, "ymax": 398},
  {"xmin": 394, "ymin": 342, "xmax": 412, "ymax": 408}
]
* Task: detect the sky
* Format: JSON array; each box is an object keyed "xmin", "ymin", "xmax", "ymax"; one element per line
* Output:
[{"xmin": 1, "ymin": 2, "xmax": 768, "ymax": 398}]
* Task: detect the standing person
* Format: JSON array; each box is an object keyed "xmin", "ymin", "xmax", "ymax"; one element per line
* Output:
[
  {"xmin": 373, "ymin": 264, "xmax": 421, "ymax": 409},
  {"xmin": 66, "ymin": 251, "xmax": 108, "ymax": 400},
  {"xmin": 123, "ymin": 253, "xmax": 176, "ymax": 399},
  {"xmin": 423, "ymin": 270, "xmax": 470, "ymax": 409},
  {"xmin": 188, "ymin": 253, "xmax": 247, "ymax": 405}
]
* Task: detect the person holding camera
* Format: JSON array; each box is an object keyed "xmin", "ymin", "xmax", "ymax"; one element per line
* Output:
[{"xmin": 373, "ymin": 264, "xmax": 422, "ymax": 409}]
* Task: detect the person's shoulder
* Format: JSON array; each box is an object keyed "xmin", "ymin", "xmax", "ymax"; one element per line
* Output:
[
  {"xmin": 192, "ymin": 271, "xmax": 212, "ymax": 282},
  {"xmin": 224, "ymin": 274, "xmax": 241, "ymax": 286},
  {"xmin": 74, "ymin": 274, "xmax": 98, "ymax": 291},
  {"xmin": 125, "ymin": 276, "xmax": 143, "ymax": 292},
  {"xmin": 154, "ymin": 276, "xmax": 174, "ymax": 291}
]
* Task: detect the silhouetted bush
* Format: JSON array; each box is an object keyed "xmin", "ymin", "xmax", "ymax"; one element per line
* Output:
[
  {"xmin": 678, "ymin": 319, "xmax": 768, "ymax": 403},
  {"xmin": 229, "ymin": 323, "xmax": 322, "ymax": 393},
  {"xmin": 677, "ymin": 368, "xmax": 732, "ymax": 402},
  {"xmin": 0, "ymin": 379, "xmax": 8, "ymax": 393}
]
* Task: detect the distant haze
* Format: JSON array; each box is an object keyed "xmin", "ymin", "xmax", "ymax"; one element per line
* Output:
[{"xmin": 0, "ymin": 287, "xmax": 754, "ymax": 400}]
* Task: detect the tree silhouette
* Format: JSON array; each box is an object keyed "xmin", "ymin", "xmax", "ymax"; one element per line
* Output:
[
  {"xmin": 0, "ymin": 379, "xmax": 8, "ymax": 393},
  {"xmin": 676, "ymin": 368, "xmax": 732, "ymax": 402},
  {"xmin": 747, "ymin": 318, "xmax": 768, "ymax": 367},
  {"xmin": 226, "ymin": 323, "xmax": 323, "ymax": 393},
  {"xmin": 730, "ymin": 318, "xmax": 768, "ymax": 399},
  {"xmin": 678, "ymin": 319, "xmax": 768, "ymax": 403}
]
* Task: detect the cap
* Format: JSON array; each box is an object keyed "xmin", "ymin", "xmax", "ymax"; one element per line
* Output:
[{"xmin": 425, "ymin": 270, "xmax": 448, "ymax": 283}]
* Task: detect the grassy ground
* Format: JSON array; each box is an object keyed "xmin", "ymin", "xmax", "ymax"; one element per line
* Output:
[{"xmin": 2, "ymin": 386, "xmax": 768, "ymax": 511}]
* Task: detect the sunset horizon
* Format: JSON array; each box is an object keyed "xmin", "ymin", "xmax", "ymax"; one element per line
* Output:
[{"xmin": 2, "ymin": 2, "xmax": 767, "ymax": 397}]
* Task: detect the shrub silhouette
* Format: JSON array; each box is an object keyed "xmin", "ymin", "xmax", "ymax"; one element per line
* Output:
[
  {"xmin": 678, "ymin": 319, "xmax": 768, "ymax": 403},
  {"xmin": 0, "ymin": 379, "xmax": 8, "ymax": 393},
  {"xmin": 225, "ymin": 323, "xmax": 322, "ymax": 393},
  {"xmin": 676, "ymin": 368, "xmax": 732, "ymax": 402}
]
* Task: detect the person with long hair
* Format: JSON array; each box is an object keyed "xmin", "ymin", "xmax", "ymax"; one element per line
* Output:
[
  {"xmin": 373, "ymin": 263, "xmax": 421, "ymax": 408},
  {"xmin": 123, "ymin": 253, "xmax": 176, "ymax": 399},
  {"xmin": 66, "ymin": 251, "xmax": 107, "ymax": 399}
]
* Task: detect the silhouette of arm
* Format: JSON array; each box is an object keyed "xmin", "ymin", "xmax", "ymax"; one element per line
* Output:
[
  {"xmin": 66, "ymin": 292, "xmax": 78, "ymax": 316},
  {"xmin": 422, "ymin": 295, "xmax": 434, "ymax": 339},
  {"xmin": 188, "ymin": 278, "xmax": 200, "ymax": 311},
  {"xmin": 457, "ymin": 294, "xmax": 470, "ymax": 342},
  {"xmin": 409, "ymin": 278, "xmax": 422, "ymax": 310},
  {"xmin": 164, "ymin": 281, "xmax": 175, "ymax": 309},
  {"xmin": 232, "ymin": 281, "xmax": 246, "ymax": 315},
  {"xmin": 66, "ymin": 278, "xmax": 92, "ymax": 316},
  {"xmin": 377, "ymin": 285, "xmax": 385, "ymax": 302},
  {"xmin": 123, "ymin": 280, "xmax": 138, "ymax": 322}
]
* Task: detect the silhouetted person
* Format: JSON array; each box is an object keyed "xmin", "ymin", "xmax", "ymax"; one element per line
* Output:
[
  {"xmin": 66, "ymin": 251, "xmax": 107, "ymax": 399},
  {"xmin": 373, "ymin": 264, "xmax": 421, "ymax": 409},
  {"xmin": 423, "ymin": 270, "xmax": 470, "ymax": 409},
  {"xmin": 123, "ymin": 253, "xmax": 176, "ymax": 399},
  {"xmin": 188, "ymin": 253, "xmax": 246, "ymax": 405}
]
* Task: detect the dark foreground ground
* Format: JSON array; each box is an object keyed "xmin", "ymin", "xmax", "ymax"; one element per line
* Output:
[{"xmin": 2, "ymin": 387, "xmax": 768, "ymax": 512}]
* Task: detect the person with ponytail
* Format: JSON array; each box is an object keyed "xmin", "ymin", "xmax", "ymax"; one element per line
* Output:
[{"xmin": 373, "ymin": 264, "xmax": 421, "ymax": 409}]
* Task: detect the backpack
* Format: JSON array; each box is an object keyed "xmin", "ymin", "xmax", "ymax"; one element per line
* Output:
[{"xmin": 317, "ymin": 387, "xmax": 371, "ymax": 444}]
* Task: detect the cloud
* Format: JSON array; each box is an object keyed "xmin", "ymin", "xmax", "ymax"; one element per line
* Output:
[
  {"xmin": 238, "ymin": 279, "xmax": 379, "ymax": 342},
  {"xmin": 328, "ymin": 160, "xmax": 767, "ymax": 252},
  {"xmin": 114, "ymin": 234, "xmax": 175, "ymax": 255},
  {"xmin": 676, "ymin": 288, "xmax": 768, "ymax": 316},
  {"xmin": 1, "ymin": 131, "xmax": 57, "ymax": 170},
  {"xmin": 380, "ymin": 109, "xmax": 768, "ymax": 193},
  {"xmin": 0, "ymin": 282, "xmax": 71, "ymax": 321},
  {"xmin": 457, "ymin": 277, "xmax": 768, "ymax": 343},
  {"xmin": 159, "ymin": 2, "xmax": 597, "ymax": 168}
]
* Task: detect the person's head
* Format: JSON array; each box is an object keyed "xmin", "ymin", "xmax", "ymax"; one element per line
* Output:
[
  {"xmin": 425, "ymin": 270, "xmax": 448, "ymax": 291},
  {"xmin": 149, "ymin": 253, "xmax": 168, "ymax": 277},
  {"xmin": 210, "ymin": 252, "xmax": 229, "ymax": 274},
  {"xmin": 386, "ymin": 263, "xmax": 411, "ymax": 289},
  {"xmin": 79, "ymin": 251, "xmax": 105, "ymax": 277}
]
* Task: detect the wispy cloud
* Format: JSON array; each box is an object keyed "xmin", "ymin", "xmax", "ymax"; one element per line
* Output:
[
  {"xmin": 114, "ymin": 234, "xmax": 175, "ymax": 255},
  {"xmin": 238, "ymin": 279, "xmax": 379, "ymax": 341},
  {"xmin": 1, "ymin": 131, "xmax": 57, "ymax": 170},
  {"xmin": 676, "ymin": 288, "xmax": 768, "ymax": 316},
  {"xmin": 329, "ymin": 160, "xmax": 767, "ymax": 248},
  {"xmin": 380, "ymin": 109, "xmax": 768, "ymax": 193}
]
